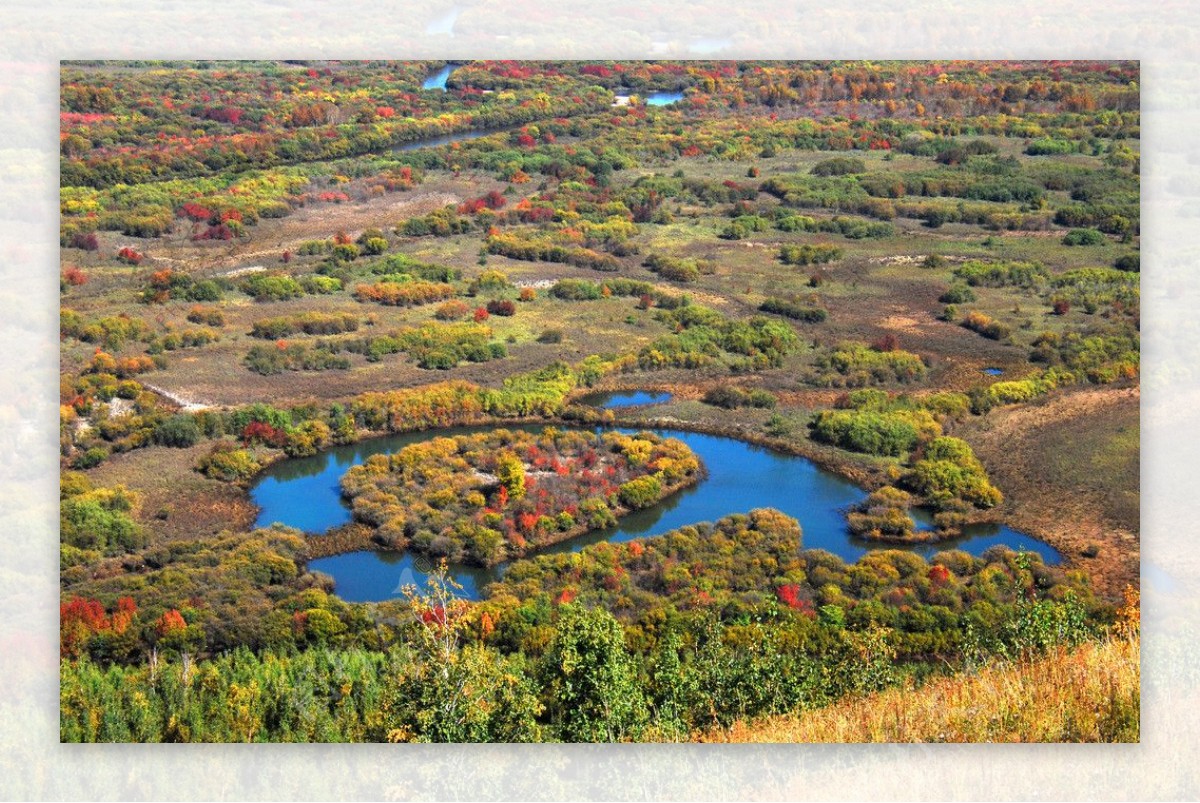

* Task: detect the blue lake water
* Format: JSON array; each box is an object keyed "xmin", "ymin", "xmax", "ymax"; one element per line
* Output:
[
  {"xmin": 422, "ymin": 64, "xmax": 455, "ymax": 91},
  {"xmin": 394, "ymin": 128, "xmax": 507, "ymax": 152},
  {"xmin": 646, "ymin": 91, "xmax": 685, "ymax": 106},
  {"xmin": 251, "ymin": 425, "xmax": 1060, "ymax": 603},
  {"xmin": 578, "ymin": 390, "xmax": 673, "ymax": 409}
]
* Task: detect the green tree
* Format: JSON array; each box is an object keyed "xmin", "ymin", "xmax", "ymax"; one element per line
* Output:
[{"xmin": 541, "ymin": 605, "xmax": 647, "ymax": 742}]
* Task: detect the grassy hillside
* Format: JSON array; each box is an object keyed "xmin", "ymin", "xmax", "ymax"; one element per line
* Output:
[{"xmin": 700, "ymin": 632, "xmax": 1139, "ymax": 743}]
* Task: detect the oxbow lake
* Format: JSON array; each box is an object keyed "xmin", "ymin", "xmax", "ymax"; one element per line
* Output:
[{"xmin": 251, "ymin": 418, "xmax": 1059, "ymax": 602}]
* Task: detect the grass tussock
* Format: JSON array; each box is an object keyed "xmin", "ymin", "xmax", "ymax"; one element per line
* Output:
[{"xmin": 700, "ymin": 634, "xmax": 1140, "ymax": 743}]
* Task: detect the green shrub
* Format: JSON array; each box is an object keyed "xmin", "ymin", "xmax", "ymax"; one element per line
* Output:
[
  {"xmin": 703, "ymin": 387, "xmax": 746, "ymax": 409},
  {"xmin": 1062, "ymin": 228, "xmax": 1106, "ymax": 246},
  {"xmin": 938, "ymin": 284, "xmax": 976, "ymax": 304},
  {"xmin": 905, "ymin": 437, "xmax": 1002, "ymax": 509},
  {"xmin": 779, "ymin": 243, "xmax": 842, "ymax": 266},
  {"xmin": 61, "ymin": 485, "xmax": 146, "ymax": 555},
  {"xmin": 811, "ymin": 157, "xmax": 867, "ymax": 176},
  {"xmin": 644, "ymin": 254, "xmax": 705, "ymax": 283},
  {"xmin": 242, "ymin": 274, "xmax": 303, "ymax": 301},
  {"xmin": 954, "ymin": 260, "xmax": 1048, "ymax": 288},
  {"xmin": 816, "ymin": 342, "xmax": 927, "ymax": 386},
  {"xmin": 1113, "ymin": 254, "xmax": 1140, "ymax": 272},
  {"xmin": 760, "ymin": 297, "xmax": 828, "ymax": 323},
  {"xmin": 196, "ymin": 442, "xmax": 262, "ymax": 482},
  {"xmin": 810, "ymin": 409, "xmax": 939, "ymax": 457},
  {"xmin": 301, "ymin": 275, "xmax": 342, "ymax": 294},
  {"xmin": 617, "ymin": 475, "xmax": 663, "ymax": 509},
  {"xmin": 550, "ymin": 279, "xmax": 603, "ymax": 301},
  {"xmin": 152, "ymin": 414, "xmax": 202, "ymax": 448},
  {"xmin": 847, "ymin": 486, "xmax": 916, "ymax": 539}
]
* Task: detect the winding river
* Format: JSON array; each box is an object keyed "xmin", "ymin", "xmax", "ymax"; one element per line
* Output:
[{"xmin": 251, "ymin": 394, "xmax": 1058, "ymax": 602}]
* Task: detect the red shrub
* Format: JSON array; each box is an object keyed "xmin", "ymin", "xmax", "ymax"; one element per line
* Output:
[
  {"xmin": 62, "ymin": 266, "xmax": 88, "ymax": 286},
  {"xmin": 242, "ymin": 421, "xmax": 288, "ymax": 448},
  {"xmin": 178, "ymin": 202, "xmax": 214, "ymax": 222},
  {"xmin": 116, "ymin": 246, "xmax": 144, "ymax": 265}
]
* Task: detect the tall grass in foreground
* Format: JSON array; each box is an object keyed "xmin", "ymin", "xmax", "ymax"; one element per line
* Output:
[{"xmin": 700, "ymin": 634, "xmax": 1140, "ymax": 743}]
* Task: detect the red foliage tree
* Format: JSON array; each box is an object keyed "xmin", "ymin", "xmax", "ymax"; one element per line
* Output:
[
  {"xmin": 155, "ymin": 609, "xmax": 187, "ymax": 637},
  {"xmin": 61, "ymin": 596, "xmax": 138, "ymax": 658}
]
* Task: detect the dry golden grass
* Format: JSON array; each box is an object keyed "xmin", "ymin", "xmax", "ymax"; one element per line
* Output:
[
  {"xmin": 699, "ymin": 635, "xmax": 1140, "ymax": 743},
  {"xmin": 965, "ymin": 385, "xmax": 1140, "ymax": 598}
]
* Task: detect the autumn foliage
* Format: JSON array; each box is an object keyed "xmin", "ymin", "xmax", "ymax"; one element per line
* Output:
[{"xmin": 61, "ymin": 596, "xmax": 137, "ymax": 659}]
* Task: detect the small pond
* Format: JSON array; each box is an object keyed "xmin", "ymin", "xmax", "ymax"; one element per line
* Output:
[
  {"xmin": 393, "ymin": 127, "xmax": 510, "ymax": 152},
  {"xmin": 252, "ymin": 423, "xmax": 1059, "ymax": 603},
  {"xmin": 613, "ymin": 90, "xmax": 686, "ymax": 107},
  {"xmin": 576, "ymin": 390, "xmax": 673, "ymax": 409},
  {"xmin": 646, "ymin": 91, "xmax": 685, "ymax": 106},
  {"xmin": 982, "ymin": 367, "xmax": 1004, "ymax": 376}
]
